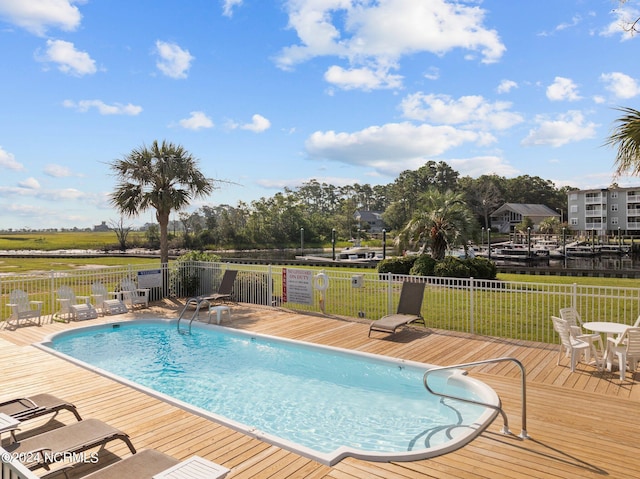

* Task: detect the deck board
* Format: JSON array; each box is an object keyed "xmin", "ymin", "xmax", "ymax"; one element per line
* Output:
[{"xmin": 1, "ymin": 301, "xmax": 639, "ymax": 479}]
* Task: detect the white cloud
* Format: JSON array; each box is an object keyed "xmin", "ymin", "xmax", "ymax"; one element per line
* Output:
[
  {"xmin": 155, "ymin": 40, "xmax": 193, "ymax": 79},
  {"xmin": 399, "ymin": 93, "xmax": 524, "ymax": 131},
  {"xmin": 0, "ymin": 0, "xmax": 82, "ymax": 36},
  {"xmin": 44, "ymin": 164, "xmax": 73, "ymax": 177},
  {"xmin": 178, "ymin": 111, "xmax": 214, "ymax": 130},
  {"xmin": 546, "ymin": 76, "xmax": 581, "ymax": 101},
  {"xmin": 305, "ymin": 122, "xmax": 484, "ymax": 175},
  {"xmin": 62, "ymin": 99, "xmax": 142, "ymax": 115},
  {"xmin": 19, "ymin": 177, "xmax": 40, "ymax": 189},
  {"xmin": 447, "ymin": 156, "xmax": 520, "ymax": 178},
  {"xmin": 497, "ymin": 79, "xmax": 518, "ymax": 94},
  {"xmin": 242, "ymin": 114, "xmax": 271, "ymax": 132},
  {"xmin": 424, "ymin": 66, "xmax": 440, "ymax": 81},
  {"xmin": 276, "ymin": 0, "xmax": 505, "ymax": 89},
  {"xmin": 38, "ymin": 39, "xmax": 96, "ymax": 76},
  {"xmin": 227, "ymin": 114, "xmax": 271, "ymax": 132},
  {"xmin": 0, "ymin": 146, "xmax": 23, "ymax": 170},
  {"xmin": 324, "ymin": 65, "xmax": 403, "ymax": 90},
  {"xmin": 222, "ymin": 0, "xmax": 243, "ymax": 17},
  {"xmin": 600, "ymin": 6, "xmax": 639, "ymax": 41},
  {"xmin": 600, "ymin": 72, "xmax": 640, "ymax": 99},
  {"xmin": 521, "ymin": 110, "xmax": 597, "ymax": 147}
]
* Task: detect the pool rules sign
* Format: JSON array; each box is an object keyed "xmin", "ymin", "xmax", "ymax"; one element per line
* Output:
[{"xmin": 282, "ymin": 268, "xmax": 313, "ymax": 305}]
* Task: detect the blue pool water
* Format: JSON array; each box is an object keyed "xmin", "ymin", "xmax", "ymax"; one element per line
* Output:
[{"xmin": 41, "ymin": 320, "xmax": 498, "ymax": 465}]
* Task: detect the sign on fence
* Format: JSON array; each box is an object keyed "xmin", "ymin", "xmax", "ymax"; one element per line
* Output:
[
  {"xmin": 282, "ymin": 268, "xmax": 313, "ymax": 305},
  {"xmin": 137, "ymin": 269, "xmax": 162, "ymax": 288}
]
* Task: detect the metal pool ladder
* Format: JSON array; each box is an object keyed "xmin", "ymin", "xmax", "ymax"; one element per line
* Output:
[
  {"xmin": 422, "ymin": 356, "xmax": 529, "ymax": 440},
  {"xmin": 177, "ymin": 297, "xmax": 211, "ymax": 334}
]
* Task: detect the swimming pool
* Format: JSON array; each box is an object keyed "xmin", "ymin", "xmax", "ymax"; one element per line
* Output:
[{"xmin": 39, "ymin": 320, "xmax": 500, "ymax": 465}]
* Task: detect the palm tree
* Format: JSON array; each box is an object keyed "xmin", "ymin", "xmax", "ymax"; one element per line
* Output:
[
  {"xmin": 400, "ymin": 189, "xmax": 478, "ymax": 260},
  {"xmin": 605, "ymin": 107, "xmax": 640, "ymax": 177},
  {"xmin": 110, "ymin": 140, "xmax": 215, "ymax": 265}
]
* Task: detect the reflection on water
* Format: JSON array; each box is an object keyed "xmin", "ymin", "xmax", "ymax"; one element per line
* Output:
[
  {"xmin": 219, "ymin": 249, "xmax": 640, "ymax": 272},
  {"xmin": 533, "ymin": 255, "xmax": 640, "ymax": 271}
]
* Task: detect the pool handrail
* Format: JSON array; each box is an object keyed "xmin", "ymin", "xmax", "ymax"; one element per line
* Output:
[
  {"xmin": 177, "ymin": 297, "xmax": 212, "ymax": 334},
  {"xmin": 423, "ymin": 356, "xmax": 529, "ymax": 440}
]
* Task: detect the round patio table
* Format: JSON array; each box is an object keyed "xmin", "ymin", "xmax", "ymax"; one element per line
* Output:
[{"xmin": 583, "ymin": 322, "xmax": 630, "ymax": 371}]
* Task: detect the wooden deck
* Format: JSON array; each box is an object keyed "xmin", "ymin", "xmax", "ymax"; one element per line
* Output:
[{"xmin": 1, "ymin": 300, "xmax": 639, "ymax": 479}]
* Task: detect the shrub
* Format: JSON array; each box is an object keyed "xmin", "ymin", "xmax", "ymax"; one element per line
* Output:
[
  {"xmin": 466, "ymin": 257, "xmax": 497, "ymax": 280},
  {"xmin": 377, "ymin": 256, "xmax": 417, "ymax": 275},
  {"xmin": 434, "ymin": 257, "xmax": 471, "ymax": 278},
  {"xmin": 173, "ymin": 251, "xmax": 221, "ymax": 297},
  {"xmin": 409, "ymin": 254, "xmax": 437, "ymax": 276}
]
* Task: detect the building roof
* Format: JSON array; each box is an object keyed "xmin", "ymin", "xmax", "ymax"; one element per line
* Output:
[
  {"xmin": 354, "ymin": 210, "xmax": 383, "ymax": 221},
  {"xmin": 491, "ymin": 203, "xmax": 559, "ymax": 217}
]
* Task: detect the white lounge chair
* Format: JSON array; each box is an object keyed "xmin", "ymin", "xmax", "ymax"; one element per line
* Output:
[
  {"xmin": 551, "ymin": 316, "xmax": 600, "ymax": 372},
  {"xmin": 56, "ymin": 286, "xmax": 98, "ymax": 322},
  {"xmin": 119, "ymin": 278, "xmax": 150, "ymax": 309},
  {"xmin": 91, "ymin": 282, "xmax": 128, "ymax": 315},
  {"xmin": 6, "ymin": 290, "xmax": 42, "ymax": 329}
]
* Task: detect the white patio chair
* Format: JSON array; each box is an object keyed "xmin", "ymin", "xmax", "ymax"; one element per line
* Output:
[
  {"xmin": 91, "ymin": 282, "xmax": 128, "ymax": 315},
  {"xmin": 559, "ymin": 307, "xmax": 604, "ymax": 360},
  {"xmin": 119, "ymin": 278, "xmax": 150, "ymax": 309},
  {"xmin": 6, "ymin": 290, "xmax": 42, "ymax": 328},
  {"xmin": 56, "ymin": 286, "xmax": 98, "ymax": 321},
  {"xmin": 606, "ymin": 327, "xmax": 640, "ymax": 381},
  {"xmin": 551, "ymin": 316, "xmax": 600, "ymax": 372}
]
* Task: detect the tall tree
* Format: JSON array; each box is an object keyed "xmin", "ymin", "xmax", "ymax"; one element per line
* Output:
[
  {"xmin": 605, "ymin": 107, "xmax": 640, "ymax": 177},
  {"xmin": 110, "ymin": 140, "xmax": 214, "ymax": 265},
  {"xmin": 400, "ymin": 189, "xmax": 478, "ymax": 260}
]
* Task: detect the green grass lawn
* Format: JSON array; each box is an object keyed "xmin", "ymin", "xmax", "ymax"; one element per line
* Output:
[{"xmin": 0, "ymin": 231, "xmax": 146, "ymax": 251}]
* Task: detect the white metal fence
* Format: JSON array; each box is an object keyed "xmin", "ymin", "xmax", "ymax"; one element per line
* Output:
[{"xmin": 2, "ymin": 261, "xmax": 640, "ymax": 344}]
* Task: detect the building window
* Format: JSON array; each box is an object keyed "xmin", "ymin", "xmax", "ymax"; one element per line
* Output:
[
  {"xmin": 570, "ymin": 218, "xmax": 578, "ymax": 226},
  {"xmin": 570, "ymin": 205, "xmax": 578, "ymax": 213},
  {"xmin": 612, "ymin": 217, "xmax": 619, "ymax": 225},
  {"xmin": 611, "ymin": 191, "xmax": 618, "ymax": 199},
  {"xmin": 570, "ymin": 193, "xmax": 578, "ymax": 201},
  {"xmin": 611, "ymin": 204, "xmax": 618, "ymax": 212}
]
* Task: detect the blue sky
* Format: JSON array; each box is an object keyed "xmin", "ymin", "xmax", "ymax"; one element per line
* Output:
[{"xmin": 1, "ymin": 0, "xmax": 640, "ymax": 230}]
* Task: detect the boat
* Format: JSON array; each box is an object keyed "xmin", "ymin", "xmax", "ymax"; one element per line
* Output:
[
  {"xmin": 564, "ymin": 242, "xmax": 600, "ymax": 257},
  {"xmin": 335, "ymin": 246, "xmax": 384, "ymax": 262},
  {"xmin": 599, "ymin": 244, "xmax": 631, "ymax": 256}
]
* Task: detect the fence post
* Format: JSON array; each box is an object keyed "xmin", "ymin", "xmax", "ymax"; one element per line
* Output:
[
  {"xmin": 571, "ymin": 283, "xmax": 577, "ymax": 309},
  {"xmin": 469, "ymin": 277, "xmax": 475, "ymax": 335},
  {"xmin": 50, "ymin": 270, "xmax": 55, "ymax": 318},
  {"xmin": 268, "ymin": 264, "xmax": 273, "ymax": 308},
  {"xmin": 386, "ymin": 272, "xmax": 393, "ymax": 315}
]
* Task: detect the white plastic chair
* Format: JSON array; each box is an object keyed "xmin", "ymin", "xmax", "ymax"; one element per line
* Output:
[
  {"xmin": 606, "ymin": 327, "xmax": 640, "ymax": 381},
  {"xmin": 559, "ymin": 307, "xmax": 604, "ymax": 360},
  {"xmin": 551, "ymin": 316, "xmax": 600, "ymax": 372}
]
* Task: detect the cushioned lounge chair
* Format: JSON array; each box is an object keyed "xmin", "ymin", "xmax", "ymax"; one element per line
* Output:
[
  {"xmin": 0, "ymin": 393, "xmax": 82, "ymax": 423},
  {"xmin": 203, "ymin": 269, "xmax": 238, "ymax": 303},
  {"xmin": 4, "ymin": 418, "xmax": 136, "ymax": 470},
  {"xmin": 368, "ymin": 281, "xmax": 426, "ymax": 337},
  {"xmin": 77, "ymin": 449, "xmax": 230, "ymax": 479}
]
